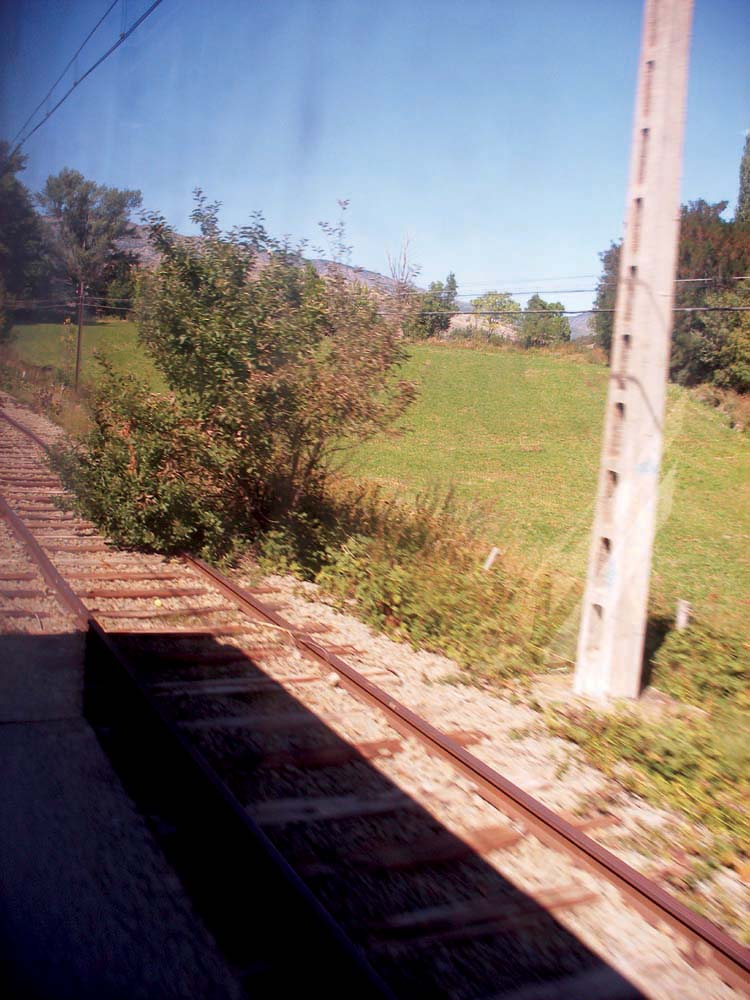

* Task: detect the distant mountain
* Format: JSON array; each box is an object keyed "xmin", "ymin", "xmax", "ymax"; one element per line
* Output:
[
  {"xmin": 116, "ymin": 225, "xmax": 409, "ymax": 297},
  {"xmin": 307, "ymin": 257, "xmax": 402, "ymax": 295},
  {"xmin": 568, "ymin": 312, "xmax": 595, "ymax": 341}
]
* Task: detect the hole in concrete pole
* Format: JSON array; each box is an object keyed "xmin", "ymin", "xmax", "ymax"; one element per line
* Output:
[
  {"xmin": 596, "ymin": 537, "xmax": 611, "ymax": 581},
  {"xmin": 631, "ymin": 198, "xmax": 643, "ymax": 255},
  {"xmin": 638, "ymin": 128, "xmax": 650, "ymax": 184},
  {"xmin": 587, "ymin": 604, "xmax": 604, "ymax": 652},
  {"xmin": 643, "ymin": 60, "xmax": 655, "ymax": 117},
  {"xmin": 624, "ymin": 266, "xmax": 637, "ymax": 322},
  {"xmin": 603, "ymin": 470, "xmax": 618, "ymax": 520},
  {"xmin": 610, "ymin": 402, "xmax": 626, "ymax": 456},
  {"xmin": 618, "ymin": 333, "xmax": 632, "ymax": 389}
]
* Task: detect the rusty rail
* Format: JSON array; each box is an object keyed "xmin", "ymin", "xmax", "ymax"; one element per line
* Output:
[{"xmin": 188, "ymin": 556, "xmax": 750, "ymax": 992}]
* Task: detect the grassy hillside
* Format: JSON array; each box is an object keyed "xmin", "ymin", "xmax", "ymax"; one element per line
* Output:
[{"xmin": 349, "ymin": 343, "xmax": 750, "ymax": 632}]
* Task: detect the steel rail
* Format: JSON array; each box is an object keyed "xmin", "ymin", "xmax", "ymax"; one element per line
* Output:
[
  {"xmin": 0, "ymin": 410, "xmax": 394, "ymax": 998},
  {"xmin": 186, "ymin": 558, "xmax": 750, "ymax": 992},
  {"xmin": 0, "ymin": 408, "xmax": 52, "ymax": 451},
  {"xmin": 0, "ymin": 496, "xmax": 89, "ymax": 626},
  {"xmin": 2, "ymin": 405, "xmax": 749, "ymax": 991}
]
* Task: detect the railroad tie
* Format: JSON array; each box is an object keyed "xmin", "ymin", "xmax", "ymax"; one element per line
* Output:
[
  {"xmin": 294, "ymin": 823, "xmax": 523, "ymax": 878},
  {"xmin": 247, "ymin": 790, "xmax": 415, "ymax": 826},
  {"xmin": 361, "ymin": 886, "xmax": 599, "ymax": 947}
]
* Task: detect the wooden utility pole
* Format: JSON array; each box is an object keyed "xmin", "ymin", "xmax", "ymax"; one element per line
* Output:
[
  {"xmin": 574, "ymin": 0, "xmax": 693, "ymax": 699},
  {"xmin": 74, "ymin": 280, "xmax": 84, "ymax": 391}
]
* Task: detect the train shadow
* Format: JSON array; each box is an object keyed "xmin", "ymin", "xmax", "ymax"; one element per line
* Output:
[{"xmin": 84, "ymin": 626, "xmax": 645, "ymax": 999}]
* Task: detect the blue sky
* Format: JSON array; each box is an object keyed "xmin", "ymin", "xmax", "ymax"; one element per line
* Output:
[{"xmin": 1, "ymin": 0, "xmax": 748, "ymax": 311}]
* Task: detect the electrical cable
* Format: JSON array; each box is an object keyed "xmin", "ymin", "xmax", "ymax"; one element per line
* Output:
[
  {"xmin": 13, "ymin": 0, "xmax": 165, "ymax": 152},
  {"xmin": 455, "ymin": 276, "xmax": 750, "ymax": 298},
  {"xmin": 10, "ymin": 1, "xmax": 120, "ymax": 147},
  {"xmin": 385, "ymin": 306, "xmax": 750, "ymax": 317}
]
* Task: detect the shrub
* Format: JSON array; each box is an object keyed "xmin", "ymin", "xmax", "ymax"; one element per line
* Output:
[
  {"xmin": 546, "ymin": 704, "xmax": 750, "ymax": 859},
  {"xmin": 56, "ymin": 193, "xmax": 415, "ymax": 557},
  {"xmin": 651, "ymin": 620, "xmax": 750, "ymax": 710},
  {"xmin": 402, "ymin": 273, "xmax": 458, "ymax": 340},
  {"xmin": 690, "ymin": 289, "xmax": 750, "ymax": 393},
  {"xmin": 53, "ymin": 364, "xmax": 241, "ymax": 556},
  {"xmin": 692, "ymin": 384, "xmax": 750, "ymax": 432}
]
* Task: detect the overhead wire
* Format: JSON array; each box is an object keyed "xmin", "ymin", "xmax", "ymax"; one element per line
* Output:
[
  {"xmin": 454, "ymin": 276, "xmax": 750, "ymax": 298},
  {"xmin": 10, "ymin": 0, "xmax": 120, "ymax": 148},
  {"xmin": 381, "ymin": 306, "xmax": 750, "ymax": 317},
  {"xmin": 13, "ymin": 0, "xmax": 166, "ymax": 152}
]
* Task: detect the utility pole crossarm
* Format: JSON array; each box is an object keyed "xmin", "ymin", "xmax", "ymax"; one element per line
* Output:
[{"xmin": 574, "ymin": 0, "xmax": 693, "ymax": 699}]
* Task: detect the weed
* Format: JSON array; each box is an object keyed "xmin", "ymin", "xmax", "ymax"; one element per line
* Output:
[
  {"xmin": 254, "ymin": 480, "xmax": 577, "ymax": 684},
  {"xmin": 545, "ymin": 704, "xmax": 750, "ymax": 860}
]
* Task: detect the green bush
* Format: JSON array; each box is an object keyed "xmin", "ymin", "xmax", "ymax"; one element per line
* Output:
[
  {"xmin": 691, "ymin": 383, "xmax": 750, "ymax": 433},
  {"xmin": 692, "ymin": 289, "xmax": 750, "ymax": 393},
  {"xmin": 403, "ymin": 273, "xmax": 458, "ymax": 340},
  {"xmin": 56, "ymin": 193, "xmax": 414, "ymax": 557},
  {"xmin": 53, "ymin": 365, "xmax": 241, "ymax": 557},
  {"xmin": 520, "ymin": 294, "xmax": 570, "ymax": 347},
  {"xmin": 651, "ymin": 620, "xmax": 750, "ymax": 710},
  {"xmin": 0, "ymin": 276, "xmax": 13, "ymax": 344}
]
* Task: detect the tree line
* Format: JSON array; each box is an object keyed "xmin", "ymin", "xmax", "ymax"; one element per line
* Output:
[
  {"xmin": 404, "ymin": 275, "xmax": 571, "ymax": 347},
  {"xmin": 2, "ymin": 142, "xmax": 570, "ymax": 351}
]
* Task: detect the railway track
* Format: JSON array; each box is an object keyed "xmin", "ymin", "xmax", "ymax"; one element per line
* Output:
[{"xmin": 1, "ymin": 395, "xmax": 748, "ymax": 999}]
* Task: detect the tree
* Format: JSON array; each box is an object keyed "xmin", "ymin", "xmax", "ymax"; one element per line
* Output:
[
  {"xmin": 593, "ymin": 200, "xmax": 750, "ymax": 384},
  {"xmin": 520, "ymin": 294, "xmax": 570, "ymax": 347},
  {"xmin": 59, "ymin": 193, "xmax": 415, "ymax": 556},
  {"xmin": 102, "ymin": 257, "xmax": 137, "ymax": 317},
  {"xmin": 592, "ymin": 242, "xmax": 619, "ymax": 356},
  {"xmin": 403, "ymin": 272, "xmax": 458, "ymax": 339},
  {"xmin": 684, "ymin": 288, "xmax": 750, "ymax": 393},
  {"xmin": 0, "ymin": 141, "xmax": 45, "ymax": 335},
  {"xmin": 37, "ymin": 168, "xmax": 141, "ymax": 294},
  {"xmin": 736, "ymin": 133, "xmax": 750, "ymax": 224},
  {"xmin": 469, "ymin": 291, "xmax": 521, "ymax": 337}
]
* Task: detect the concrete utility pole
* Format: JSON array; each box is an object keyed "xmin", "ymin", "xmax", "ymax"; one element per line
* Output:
[{"xmin": 574, "ymin": 0, "xmax": 693, "ymax": 699}]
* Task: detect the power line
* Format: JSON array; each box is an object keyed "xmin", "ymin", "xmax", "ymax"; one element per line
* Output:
[
  {"xmin": 455, "ymin": 274, "xmax": 600, "ymax": 287},
  {"xmin": 387, "ymin": 306, "xmax": 750, "ymax": 317},
  {"xmin": 456, "ymin": 288, "xmax": 597, "ymax": 298},
  {"xmin": 455, "ymin": 276, "xmax": 750, "ymax": 292},
  {"xmin": 13, "ymin": 0, "xmax": 166, "ymax": 152},
  {"xmin": 454, "ymin": 275, "xmax": 750, "ymax": 298},
  {"xmin": 675, "ymin": 274, "xmax": 750, "ymax": 283},
  {"xmin": 10, "ymin": 0, "xmax": 120, "ymax": 148},
  {"xmin": 9, "ymin": 295, "xmax": 750, "ymax": 317}
]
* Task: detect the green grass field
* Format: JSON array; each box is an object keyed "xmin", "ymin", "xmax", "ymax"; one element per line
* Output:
[
  {"xmin": 8, "ymin": 319, "xmax": 164, "ymax": 390},
  {"xmin": 348, "ymin": 343, "xmax": 750, "ymax": 632}
]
